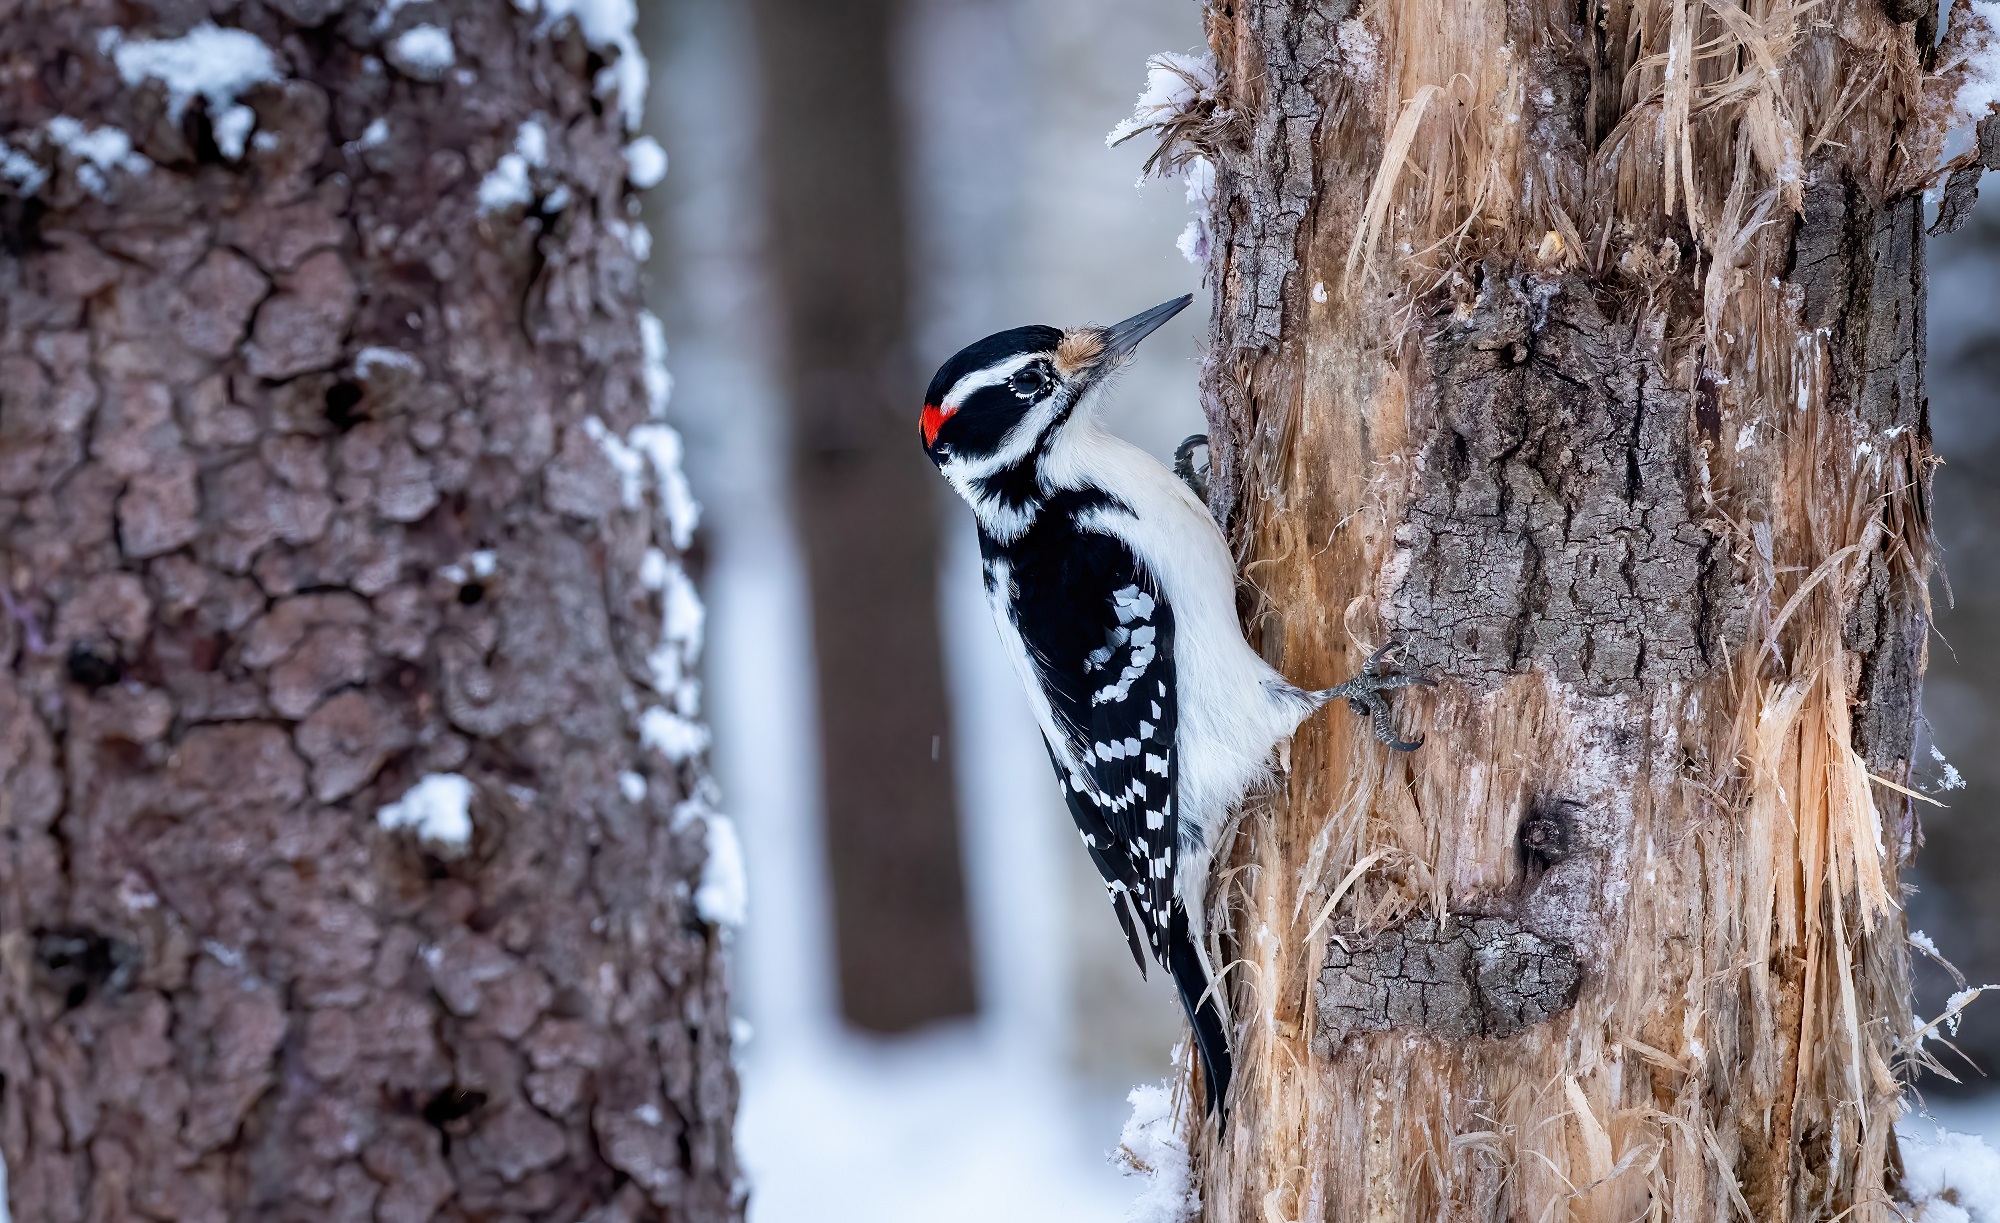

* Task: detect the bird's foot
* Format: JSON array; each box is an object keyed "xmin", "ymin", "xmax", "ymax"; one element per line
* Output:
[
  {"xmin": 1318, "ymin": 642, "xmax": 1435, "ymax": 751},
  {"xmin": 1174, "ymin": 434, "xmax": 1210, "ymax": 503}
]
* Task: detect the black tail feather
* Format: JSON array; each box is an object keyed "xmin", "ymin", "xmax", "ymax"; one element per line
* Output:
[{"xmin": 1167, "ymin": 903, "xmax": 1232, "ymax": 1122}]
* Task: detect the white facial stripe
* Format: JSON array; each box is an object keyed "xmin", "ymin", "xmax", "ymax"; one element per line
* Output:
[{"xmin": 942, "ymin": 353, "xmax": 1040, "ymax": 410}]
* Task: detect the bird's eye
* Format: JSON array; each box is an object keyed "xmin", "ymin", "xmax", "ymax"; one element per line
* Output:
[{"xmin": 1009, "ymin": 367, "xmax": 1051, "ymax": 399}]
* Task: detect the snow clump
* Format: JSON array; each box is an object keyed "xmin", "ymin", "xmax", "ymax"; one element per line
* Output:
[
  {"xmin": 1905, "ymin": 1128, "xmax": 2000, "ymax": 1223},
  {"xmin": 1934, "ymin": 744, "xmax": 1968, "ymax": 791},
  {"xmin": 388, "ymin": 24, "xmax": 455, "ymax": 79},
  {"xmin": 625, "ymin": 135, "xmax": 668, "ymax": 188},
  {"xmin": 640, "ymin": 706, "xmax": 709, "ymax": 762},
  {"xmin": 478, "ymin": 118, "xmax": 549, "ymax": 213},
  {"xmin": 1955, "ymin": 0, "xmax": 2000, "ymax": 122},
  {"xmin": 44, "ymin": 117, "xmax": 151, "ymax": 196},
  {"xmin": 695, "ymin": 811, "xmax": 747, "ymax": 927},
  {"xmin": 377, "ymin": 774, "xmax": 475, "ymax": 854},
  {"xmin": 107, "ymin": 23, "xmax": 280, "ymax": 159},
  {"xmin": 1107, "ymin": 52, "xmax": 1217, "ymax": 268},
  {"xmin": 518, "ymin": 0, "xmax": 648, "ymax": 131},
  {"xmin": 1117, "ymin": 1082, "xmax": 1198, "ymax": 1223}
]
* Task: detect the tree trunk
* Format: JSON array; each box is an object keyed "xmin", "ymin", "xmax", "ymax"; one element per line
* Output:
[
  {"xmin": 0, "ymin": 4, "xmax": 738, "ymax": 1219},
  {"xmin": 1178, "ymin": 0, "xmax": 1946, "ymax": 1217},
  {"xmin": 748, "ymin": 0, "xmax": 980, "ymax": 1033}
]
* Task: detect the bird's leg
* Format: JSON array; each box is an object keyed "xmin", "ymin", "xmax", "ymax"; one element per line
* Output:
[
  {"xmin": 1174, "ymin": 434, "xmax": 1210, "ymax": 502},
  {"xmin": 1317, "ymin": 642, "xmax": 1435, "ymax": 751}
]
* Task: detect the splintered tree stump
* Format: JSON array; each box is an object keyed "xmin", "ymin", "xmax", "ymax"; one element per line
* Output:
[
  {"xmin": 1162, "ymin": 0, "xmax": 1957, "ymax": 1217},
  {"xmin": 0, "ymin": 3, "xmax": 739, "ymax": 1219}
]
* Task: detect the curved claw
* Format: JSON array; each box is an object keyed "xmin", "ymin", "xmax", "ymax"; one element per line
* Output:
[
  {"xmin": 1174, "ymin": 434, "xmax": 1211, "ymax": 502},
  {"xmin": 1320, "ymin": 640, "xmax": 1432, "ymax": 751}
]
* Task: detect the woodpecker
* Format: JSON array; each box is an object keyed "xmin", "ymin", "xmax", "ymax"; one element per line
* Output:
[{"xmin": 919, "ymin": 294, "xmax": 1430, "ymax": 1117}]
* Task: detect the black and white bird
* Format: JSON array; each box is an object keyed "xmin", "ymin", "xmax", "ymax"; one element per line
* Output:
[{"xmin": 919, "ymin": 295, "xmax": 1429, "ymax": 1117}]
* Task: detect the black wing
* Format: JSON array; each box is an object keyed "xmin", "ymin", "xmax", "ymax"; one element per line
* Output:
[{"xmin": 1000, "ymin": 525, "xmax": 1178, "ymax": 969}]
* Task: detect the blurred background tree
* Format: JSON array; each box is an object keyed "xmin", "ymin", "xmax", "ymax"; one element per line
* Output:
[{"xmin": 0, "ymin": 3, "xmax": 736, "ymax": 1219}]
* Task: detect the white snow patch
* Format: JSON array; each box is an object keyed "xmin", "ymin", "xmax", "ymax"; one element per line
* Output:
[
  {"xmin": 1947, "ymin": 987, "xmax": 1999, "ymax": 1037},
  {"xmin": 1174, "ymin": 155, "xmax": 1213, "ymax": 266},
  {"xmin": 697, "ymin": 812, "xmax": 748, "ymax": 927},
  {"xmin": 581, "ymin": 415, "xmax": 647, "ymax": 507},
  {"xmin": 1106, "ymin": 52, "xmax": 1211, "ymax": 147},
  {"xmin": 359, "ymin": 116, "xmax": 390, "ymax": 148},
  {"xmin": 0, "ymin": 139, "xmax": 46, "ymax": 195},
  {"xmin": 1956, "ymin": 0, "xmax": 2000, "ymax": 122},
  {"xmin": 478, "ymin": 119, "xmax": 548, "ymax": 213},
  {"xmin": 1904, "ymin": 1127, "xmax": 2000, "ymax": 1222},
  {"xmin": 524, "ymin": 0, "xmax": 648, "ymax": 130},
  {"xmin": 607, "ymin": 216, "xmax": 653, "ymax": 261},
  {"xmin": 640, "ymin": 705, "xmax": 710, "ymax": 761},
  {"xmin": 108, "ymin": 23, "xmax": 280, "ymax": 158},
  {"xmin": 355, "ymin": 345, "xmax": 422, "ymax": 378},
  {"xmin": 514, "ymin": 117, "xmax": 549, "ymax": 167},
  {"xmin": 211, "ymin": 105, "xmax": 256, "ymax": 159},
  {"xmin": 639, "ymin": 312, "xmax": 673, "ymax": 405},
  {"xmin": 44, "ymin": 117, "xmax": 150, "ymax": 196},
  {"xmin": 1915, "ymin": 929, "xmax": 1943, "ymax": 958},
  {"xmin": 1107, "ymin": 53, "xmax": 1217, "ymax": 267},
  {"xmin": 634, "ymin": 1103, "xmax": 664, "ymax": 1126},
  {"xmin": 632, "ymin": 423, "xmax": 700, "ymax": 549},
  {"xmin": 389, "ymin": 24, "xmax": 455, "ymax": 78},
  {"xmin": 1935, "ymin": 743, "xmax": 1969, "ymax": 791},
  {"xmin": 377, "ymin": 773, "xmax": 475, "ymax": 853},
  {"xmin": 1736, "ymin": 422, "xmax": 1758, "ymax": 452},
  {"xmin": 469, "ymin": 549, "xmax": 497, "ymax": 578},
  {"xmin": 1117, "ymin": 1082, "xmax": 1198, "ymax": 1223},
  {"xmin": 659, "ymin": 562, "xmax": 705, "ymax": 656},
  {"xmin": 618, "ymin": 770, "xmax": 648, "ymax": 803},
  {"xmin": 478, "ymin": 154, "xmax": 531, "ymax": 211},
  {"xmin": 625, "ymin": 135, "xmax": 668, "ymax": 187},
  {"xmin": 639, "ymin": 546, "xmax": 672, "ymax": 591}
]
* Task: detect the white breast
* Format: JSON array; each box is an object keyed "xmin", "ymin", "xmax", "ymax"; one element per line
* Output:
[{"xmin": 1039, "ymin": 422, "xmax": 1312, "ymax": 860}]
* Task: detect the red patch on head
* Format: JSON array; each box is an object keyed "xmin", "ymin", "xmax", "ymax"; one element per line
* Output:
[{"xmin": 920, "ymin": 402, "xmax": 956, "ymax": 448}]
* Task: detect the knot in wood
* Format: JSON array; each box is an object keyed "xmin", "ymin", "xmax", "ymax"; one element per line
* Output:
[{"xmin": 1315, "ymin": 914, "xmax": 1580, "ymax": 1053}]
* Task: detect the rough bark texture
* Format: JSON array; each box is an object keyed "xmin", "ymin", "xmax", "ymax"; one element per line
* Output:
[
  {"xmin": 748, "ymin": 0, "xmax": 980, "ymax": 1033},
  {"xmin": 0, "ymin": 3, "xmax": 739, "ymax": 1219},
  {"xmin": 1168, "ymin": 0, "xmax": 1942, "ymax": 1217}
]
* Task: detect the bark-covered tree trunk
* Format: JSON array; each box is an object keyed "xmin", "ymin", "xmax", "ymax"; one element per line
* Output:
[
  {"xmin": 748, "ymin": 0, "xmax": 980, "ymax": 1033},
  {"xmin": 0, "ymin": 4, "xmax": 738, "ymax": 1219},
  {"xmin": 1164, "ymin": 0, "xmax": 1962, "ymax": 1216}
]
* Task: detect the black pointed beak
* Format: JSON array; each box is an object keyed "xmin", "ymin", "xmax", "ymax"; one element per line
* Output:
[{"xmin": 1099, "ymin": 294, "xmax": 1193, "ymax": 364}]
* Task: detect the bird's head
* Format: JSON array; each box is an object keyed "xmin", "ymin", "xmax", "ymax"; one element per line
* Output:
[{"xmin": 918, "ymin": 295, "xmax": 1192, "ymax": 475}]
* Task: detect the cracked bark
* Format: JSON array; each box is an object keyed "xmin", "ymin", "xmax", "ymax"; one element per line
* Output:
[
  {"xmin": 0, "ymin": 3, "xmax": 739, "ymax": 1220},
  {"xmin": 1186, "ymin": 0, "xmax": 1937, "ymax": 1218}
]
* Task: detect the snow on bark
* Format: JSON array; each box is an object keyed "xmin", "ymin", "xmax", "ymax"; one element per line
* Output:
[
  {"xmin": 1116, "ymin": 1083, "xmax": 1199, "ymax": 1223},
  {"xmin": 695, "ymin": 813, "xmax": 749, "ymax": 929},
  {"xmin": 387, "ymin": 23, "xmax": 456, "ymax": 78},
  {"xmin": 626, "ymin": 135, "xmax": 669, "ymax": 188},
  {"xmin": 376, "ymin": 772, "xmax": 476, "ymax": 854},
  {"xmin": 105, "ymin": 23, "xmax": 279, "ymax": 158},
  {"xmin": 1903, "ymin": 1129, "xmax": 2000, "ymax": 1222},
  {"xmin": 477, "ymin": 118, "xmax": 550, "ymax": 212},
  {"xmin": 1108, "ymin": 52, "xmax": 1218, "ymax": 267},
  {"xmin": 521, "ymin": 0, "xmax": 649, "ymax": 130}
]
